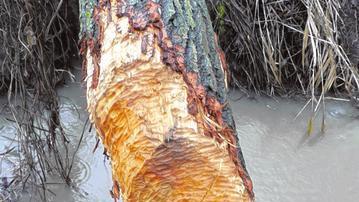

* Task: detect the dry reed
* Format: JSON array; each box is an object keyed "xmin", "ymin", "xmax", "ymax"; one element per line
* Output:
[{"xmin": 0, "ymin": 0, "xmax": 79, "ymax": 200}]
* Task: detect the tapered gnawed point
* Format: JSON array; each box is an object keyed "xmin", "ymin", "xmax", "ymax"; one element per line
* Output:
[{"xmin": 81, "ymin": 0, "xmax": 253, "ymax": 201}]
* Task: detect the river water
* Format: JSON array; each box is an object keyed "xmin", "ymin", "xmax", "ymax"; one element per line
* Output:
[{"xmin": 1, "ymin": 70, "xmax": 359, "ymax": 202}]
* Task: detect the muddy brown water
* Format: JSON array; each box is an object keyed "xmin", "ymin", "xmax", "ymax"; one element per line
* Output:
[{"xmin": 1, "ymin": 71, "xmax": 359, "ymax": 201}]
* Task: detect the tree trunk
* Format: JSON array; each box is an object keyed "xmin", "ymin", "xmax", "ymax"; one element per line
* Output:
[{"xmin": 80, "ymin": 0, "xmax": 253, "ymax": 201}]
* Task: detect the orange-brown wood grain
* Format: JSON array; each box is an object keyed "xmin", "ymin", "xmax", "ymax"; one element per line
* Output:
[{"xmin": 83, "ymin": 1, "xmax": 252, "ymax": 201}]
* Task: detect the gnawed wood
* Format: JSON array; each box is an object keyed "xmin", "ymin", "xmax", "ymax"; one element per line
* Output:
[{"xmin": 81, "ymin": 0, "xmax": 253, "ymax": 201}]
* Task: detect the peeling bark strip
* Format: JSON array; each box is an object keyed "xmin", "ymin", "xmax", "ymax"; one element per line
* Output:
[{"xmin": 80, "ymin": 0, "xmax": 253, "ymax": 201}]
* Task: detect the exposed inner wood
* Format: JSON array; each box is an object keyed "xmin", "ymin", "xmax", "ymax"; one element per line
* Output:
[{"xmin": 82, "ymin": 0, "xmax": 252, "ymax": 201}]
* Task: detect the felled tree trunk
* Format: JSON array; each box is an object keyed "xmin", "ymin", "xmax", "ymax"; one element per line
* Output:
[{"xmin": 80, "ymin": 0, "xmax": 253, "ymax": 201}]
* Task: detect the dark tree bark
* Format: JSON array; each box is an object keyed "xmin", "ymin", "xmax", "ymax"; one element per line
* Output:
[{"xmin": 80, "ymin": 0, "xmax": 253, "ymax": 201}]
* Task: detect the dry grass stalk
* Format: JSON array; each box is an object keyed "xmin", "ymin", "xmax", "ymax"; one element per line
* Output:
[
  {"xmin": 0, "ymin": 0, "xmax": 79, "ymax": 200},
  {"xmin": 208, "ymin": 0, "xmax": 359, "ymax": 131},
  {"xmin": 208, "ymin": 0, "xmax": 358, "ymax": 96}
]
